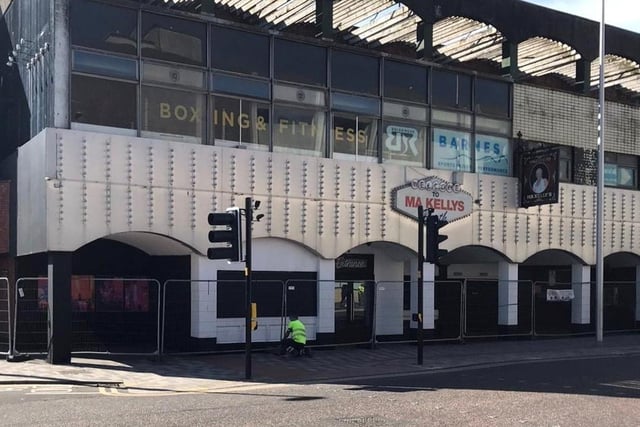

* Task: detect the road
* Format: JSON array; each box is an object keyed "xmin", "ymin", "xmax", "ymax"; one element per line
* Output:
[{"xmin": 1, "ymin": 355, "xmax": 638, "ymax": 426}]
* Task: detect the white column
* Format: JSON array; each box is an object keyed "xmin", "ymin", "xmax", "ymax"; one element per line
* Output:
[
  {"xmin": 409, "ymin": 258, "xmax": 435, "ymax": 329},
  {"xmin": 190, "ymin": 254, "xmax": 219, "ymax": 338},
  {"xmin": 571, "ymin": 264, "xmax": 591, "ymax": 324},
  {"xmin": 317, "ymin": 258, "xmax": 335, "ymax": 335},
  {"xmin": 498, "ymin": 262, "xmax": 518, "ymax": 325},
  {"xmin": 636, "ymin": 266, "xmax": 640, "ymax": 322}
]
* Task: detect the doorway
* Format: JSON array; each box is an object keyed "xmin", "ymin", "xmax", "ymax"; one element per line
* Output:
[{"xmin": 334, "ymin": 254, "xmax": 374, "ymax": 344}]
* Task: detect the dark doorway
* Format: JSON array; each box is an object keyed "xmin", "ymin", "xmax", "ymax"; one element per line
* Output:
[{"xmin": 334, "ymin": 254, "xmax": 374, "ymax": 344}]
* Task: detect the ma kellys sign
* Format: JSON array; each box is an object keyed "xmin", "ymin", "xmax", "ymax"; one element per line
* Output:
[{"xmin": 391, "ymin": 176, "xmax": 473, "ymax": 223}]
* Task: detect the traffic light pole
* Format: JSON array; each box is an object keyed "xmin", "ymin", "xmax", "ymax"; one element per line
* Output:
[
  {"xmin": 244, "ymin": 197, "xmax": 253, "ymax": 380},
  {"xmin": 417, "ymin": 205, "xmax": 425, "ymax": 365}
]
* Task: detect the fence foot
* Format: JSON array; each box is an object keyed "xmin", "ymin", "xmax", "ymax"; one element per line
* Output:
[{"xmin": 6, "ymin": 353, "xmax": 30, "ymax": 363}]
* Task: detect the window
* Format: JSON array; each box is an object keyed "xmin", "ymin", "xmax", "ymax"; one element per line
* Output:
[
  {"xmin": 274, "ymin": 39, "xmax": 327, "ymax": 87},
  {"xmin": 212, "ymin": 96, "xmax": 270, "ymax": 149},
  {"xmin": 475, "ymin": 78, "xmax": 510, "ymax": 117},
  {"xmin": 432, "ymin": 128, "xmax": 472, "ymax": 172},
  {"xmin": 211, "ymin": 74, "xmax": 270, "ymax": 99},
  {"xmin": 331, "ymin": 50, "xmax": 379, "ymax": 95},
  {"xmin": 142, "ymin": 13, "xmax": 207, "ymax": 66},
  {"xmin": 559, "ymin": 146, "xmax": 573, "ymax": 182},
  {"xmin": 141, "ymin": 86, "xmax": 205, "ymax": 141},
  {"xmin": 332, "ymin": 114, "xmax": 378, "ymax": 162},
  {"xmin": 73, "ymin": 50, "xmax": 137, "ymax": 80},
  {"xmin": 71, "ymin": 75, "xmax": 137, "ymax": 129},
  {"xmin": 70, "ymin": 1, "xmax": 137, "ymax": 55},
  {"xmin": 431, "ymin": 69, "xmax": 471, "ymax": 110},
  {"xmin": 211, "ymin": 27, "xmax": 270, "ymax": 77},
  {"xmin": 272, "ymin": 106, "xmax": 326, "ymax": 157},
  {"xmin": 474, "ymin": 134, "xmax": 511, "ymax": 176},
  {"xmin": 383, "ymin": 60, "xmax": 427, "ymax": 103},
  {"xmin": 382, "ymin": 121, "xmax": 427, "ymax": 167},
  {"xmin": 604, "ymin": 153, "xmax": 637, "ymax": 188}
]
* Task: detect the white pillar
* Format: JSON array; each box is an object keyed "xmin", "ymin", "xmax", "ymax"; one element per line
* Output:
[
  {"xmin": 409, "ymin": 258, "xmax": 435, "ymax": 329},
  {"xmin": 571, "ymin": 264, "xmax": 591, "ymax": 324},
  {"xmin": 636, "ymin": 266, "xmax": 640, "ymax": 322},
  {"xmin": 498, "ymin": 262, "xmax": 518, "ymax": 325},
  {"xmin": 190, "ymin": 254, "xmax": 219, "ymax": 338},
  {"xmin": 317, "ymin": 258, "xmax": 335, "ymax": 335}
]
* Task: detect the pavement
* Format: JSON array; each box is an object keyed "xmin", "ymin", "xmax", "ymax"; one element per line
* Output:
[{"xmin": 1, "ymin": 334, "xmax": 639, "ymax": 393}]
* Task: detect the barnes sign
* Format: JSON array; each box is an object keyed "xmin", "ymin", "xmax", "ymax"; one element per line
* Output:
[{"xmin": 391, "ymin": 177, "xmax": 473, "ymax": 223}]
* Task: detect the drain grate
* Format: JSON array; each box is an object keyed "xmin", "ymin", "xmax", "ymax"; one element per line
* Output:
[{"xmin": 337, "ymin": 416, "xmax": 388, "ymax": 425}]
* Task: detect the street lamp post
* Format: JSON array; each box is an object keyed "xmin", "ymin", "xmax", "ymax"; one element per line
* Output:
[{"xmin": 596, "ymin": 0, "xmax": 605, "ymax": 343}]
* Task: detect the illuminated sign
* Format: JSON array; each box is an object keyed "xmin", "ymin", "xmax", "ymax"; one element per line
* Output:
[{"xmin": 391, "ymin": 176, "xmax": 473, "ymax": 223}]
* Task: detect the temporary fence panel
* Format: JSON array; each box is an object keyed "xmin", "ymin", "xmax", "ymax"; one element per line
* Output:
[
  {"xmin": 13, "ymin": 277, "xmax": 161, "ymax": 356},
  {"xmin": 434, "ymin": 280, "xmax": 464, "ymax": 341},
  {"xmin": 0, "ymin": 277, "xmax": 9, "ymax": 354},
  {"xmin": 601, "ymin": 281, "xmax": 639, "ymax": 332},
  {"xmin": 14, "ymin": 277, "xmax": 48, "ymax": 354},
  {"xmin": 332, "ymin": 280, "xmax": 375, "ymax": 346},
  {"xmin": 463, "ymin": 279, "xmax": 533, "ymax": 339},
  {"xmin": 533, "ymin": 281, "xmax": 593, "ymax": 336}
]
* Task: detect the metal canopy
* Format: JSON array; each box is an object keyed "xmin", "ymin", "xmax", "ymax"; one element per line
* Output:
[{"xmin": 154, "ymin": 0, "xmax": 639, "ymax": 94}]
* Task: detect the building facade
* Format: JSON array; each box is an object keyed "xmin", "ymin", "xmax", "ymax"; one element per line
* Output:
[{"xmin": 1, "ymin": 0, "xmax": 639, "ymax": 361}]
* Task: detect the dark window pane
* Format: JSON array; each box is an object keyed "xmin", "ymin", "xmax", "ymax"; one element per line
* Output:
[
  {"xmin": 71, "ymin": 75, "xmax": 136, "ymax": 129},
  {"xmin": 212, "ymin": 96, "xmax": 270, "ymax": 148},
  {"xmin": 332, "ymin": 114, "xmax": 378, "ymax": 160},
  {"xmin": 431, "ymin": 69, "xmax": 457, "ymax": 107},
  {"xmin": 141, "ymin": 86, "xmax": 205, "ymax": 139},
  {"xmin": 211, "ymin": 74, "xmax": 270, "ymax": 99},
  {"xmin": 382, "ymin": 121, "xmax": 426, "ymax": 166},
  {"xmin": 70, "ymin": 1, "xmax": 137, "ymax": 55},
  {"xmin": 458, "ymin": 74, "xmax": 472, "ymax": 110},
  {"xmin": 274, "ymin": 39, "xmax": 326, "ymax": 86},
  {"xmin": 211, "ymin": 27, "xmax": 269, "ymax": 77},
  {"xmin": 331, "ymin": 50, "xmax": 379, "ymax": 95},
  {"xmin": 475, "ymin": 78, "xmax": 510, "ymax": 117},
  {"xmin": 273, "ymin": 106, "xmax": 326, "ymax": 156},
  {"xmin": 73, "ymin": 50, "xmax": 137, "ymax": 79},
  {"xmin": 142, "ymin": 13, "xmax": 206, "ymax": 66},
  {"xmin": 384, "ymin": 60, "xmax": 427, "ymax": 103},
  {"xmin": 332, "ymin": 93, "xmax": 379, "ymax": 115}
]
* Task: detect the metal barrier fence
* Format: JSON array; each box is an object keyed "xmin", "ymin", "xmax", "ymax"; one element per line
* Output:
[
  {"xmin": 601, "ymin": 281, "xmax": 640, "ymax": 333},
  {"xmin": 533, "ymin": 281, "xmax": 592, "ymax": 337},
  {"xmin": 13, "ymin": 277, "xmax": 161, "ymax": 356},
  {"xmin": 0, "ymin": 277, "xmax": 9, "ymax": 355}
]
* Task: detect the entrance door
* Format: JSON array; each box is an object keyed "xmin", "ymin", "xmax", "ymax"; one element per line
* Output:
[{"xmin": 334, "ymin": 254, "xmax": 374, "ymax": 344}]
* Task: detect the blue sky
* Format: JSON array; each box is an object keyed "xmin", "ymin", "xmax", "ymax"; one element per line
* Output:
[{"xmin": 523, "ymin": 0, "xmax": 640, "ymax": 33}]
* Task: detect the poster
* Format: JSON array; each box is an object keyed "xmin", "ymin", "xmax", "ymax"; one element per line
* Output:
[
  {"xmin": 72, "ymin": 276, "xmax": 94, "ymax": 312},
  {"xmin": 124, "ymin": 280, "xmax": 150, "ymax": 312},
  {"xmin": 37, "ymin": 279, "xmax": 48, "ymax": 310},
  {"xmin": 96, "ymin": 279, "xmax": 124, "ymax": 311},
  {"xmin": 520, "ymin": 147, "xmax": 560, "ymax": 208}
]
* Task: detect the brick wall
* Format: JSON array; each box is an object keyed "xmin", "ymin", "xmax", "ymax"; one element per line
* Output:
[{"xmin": 0, "ymin": 181, "xmax": 8, "ymax": 254}]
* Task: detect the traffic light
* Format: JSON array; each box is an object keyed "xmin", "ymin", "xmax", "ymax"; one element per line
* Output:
[
  {"xmin": 207, "ymin": 208, "xmax": 242, "ymax": 261},
  {"xmin": 426, "ymin": 215, "xmax": 448, "ymax": 264}
]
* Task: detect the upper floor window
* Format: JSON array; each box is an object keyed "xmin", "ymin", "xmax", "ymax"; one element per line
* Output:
[
  {"xmin": 605, "ymin": 152, "xmax": 637, "ymax": 188},
  {"xmin": 70, "ymin": 1, "xmax": 137, "ymax": 56},
  {"xmin": 331, "ymin": 50, "xmax": 379, "ymax": 95},
  {"xmin": 475, "ymin": 78, "xmax": 510, "ymax": 117},
  {"xmin": 274, "ymin": 39, "xmax": 327, "ymax": 87},
  {"xmin": 211, "ymin": 27, "xmax": 269, "ymax": 77},
  {"xmin": 142, "ymin": 13, "xmax": 207, "ymax": 66},
  {"xmin": 71, "ymin": 75, "xmax": 137, "ymax": 130},
  {"xmin": 383, "ymin": 60, "xmax": 427, "ymax": 104},
  {"xmin": 431, "ymin": 69, "xmax": 471, "ymax": 110}
]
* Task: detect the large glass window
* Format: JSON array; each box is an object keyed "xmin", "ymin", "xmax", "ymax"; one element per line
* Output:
[
  {"xmin": 274, "ymin": 39, "xmax": 327, "ymax": 87},
  {"xmin": 605, "ymin": 153, "xmax": 637, "ymax": 188},
  {"xmin": 141, "ymin": 86, "xmax": 205, "ymax": 141},
  {"xmin": 383, "ymin": 60, "xmax": 427, "ymax": 103},
  {"xmin": 432, "ymin": 69, "xmax": 471, "ymax": 110},
  {"xmin": 212, "ymin": 96, "xmax": 270, "ymax": 150},
  {"xmin": 332, "ymin": 114, "xmax": 378, "ymax": 162},
  {"xmin": 70, "ymin": 1, "xmax": 137, "ymax": 55},
  {"xmin": 331, "ymin": 50, "xmax": 379, "ymax": 95},
  {"xmin": 382, "ymin": 121, "xmax": 427, "ymax": 167},
  {"xmin": 142, "ymin": 13, "xmax": 207, "ymax": 66},
  {"xmin": 475, "ymin": 78, "xmax": 510, "ymax": 117},
  {"xmin": 71, "ymin": 75, "xmax": 137, "ymax": 129},
  {"xmin": 475, "ymin": 134, "xmax": 511, "ymax": 176},
  {"xmin": 272, "ymin": 106, "xmax": 326, "ymax": 157},
  {"xmin": 73, "ymin": 50, "xmax": 137, "ymax": 80},
  {"xmin": 432, "ymin": 128, "xmax": 472, "ymax": 172},
  {"xmin": 211, "ymin": 27, "xmax": 269, "ymax": 77}
]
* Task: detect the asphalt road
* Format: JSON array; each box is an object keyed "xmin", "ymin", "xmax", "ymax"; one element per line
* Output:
[{"xmin": 1, "ymin": 355, "xmax": 638, "ymax": 426}]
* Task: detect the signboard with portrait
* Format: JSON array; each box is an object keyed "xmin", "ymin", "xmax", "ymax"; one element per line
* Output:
[
  {"xmin": 520, "ymin": 147, "xmax": 560, "ymax": 208},
  {"xmin": 391, "ymin": 176, "xmax": 474, "ymax": 224}
]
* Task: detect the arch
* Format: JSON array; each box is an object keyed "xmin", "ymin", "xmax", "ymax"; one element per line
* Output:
[
  {"xmin": 440, "ymin": 245, "xmax": 512, "ymax": 265},
  {"xmin": 432, "ymin": 16, "xmax": 503, "ymax": 64},
  {"xmin": 78, "ymin": 232, "xmax": 198, "ymax": 257},
  {"xmin": 604, "ymin": 251, "xmax": 640, "ymax": 269},
  {"xmin": 518, "ymin": 37, "xmax": 581, "ymax": 79},
  {"xmin": 522, "ymin": 249, "xmax": 587, "ymax": 266},
  {"xmin": 590, "ymin": 55, "xmax": 640, "ymax": 92},
  {"xmin": 342, "ymin": 240, "xmax": 417, "ymax": 260}
]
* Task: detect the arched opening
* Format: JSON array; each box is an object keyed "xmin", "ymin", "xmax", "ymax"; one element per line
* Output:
[
  {"xmin": 433, "ymin": 16, "xmax": 503, "ymax": 68},
  {"xmin": 518, "ymin": 36, "xmax": 580, "ymax": 81},
  {"xmin": 590, "ymin": 54, "xmax": 640, "ymax": 92}
]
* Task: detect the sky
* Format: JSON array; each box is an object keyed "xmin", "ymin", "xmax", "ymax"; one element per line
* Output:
[{"xmin": 523, "ymin": 0, "xmax": 640, "ymax": 33}]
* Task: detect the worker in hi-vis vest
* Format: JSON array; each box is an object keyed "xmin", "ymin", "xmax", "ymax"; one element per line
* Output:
[{"xmin": 280, "ymin": 315, "xmax": 311, "ymax": 357}]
